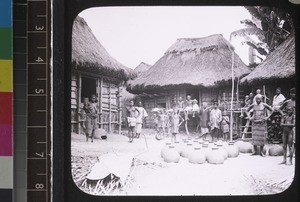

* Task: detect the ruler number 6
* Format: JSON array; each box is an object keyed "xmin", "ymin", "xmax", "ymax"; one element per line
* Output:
[
  {"xmin": 36, "ymin": 152, "xmax": 44, "ymax": 158},
  {"xmin": 35, "ymin": 183, "xmax": 44, "ymax": 189},
  {"xmin": 35, "ymin": 25, "xmax": 44, "ymax": 31}
]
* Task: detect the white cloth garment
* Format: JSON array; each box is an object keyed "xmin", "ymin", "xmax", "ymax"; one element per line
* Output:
[{"xmin": 272, "ymin": 93, "xmax": 286, "ymax": 108}]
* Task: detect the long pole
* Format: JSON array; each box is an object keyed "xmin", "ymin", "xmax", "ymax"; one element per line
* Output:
[{"xmin": 230, "ymin": 52, "xmax": 235, "ymax": 141}]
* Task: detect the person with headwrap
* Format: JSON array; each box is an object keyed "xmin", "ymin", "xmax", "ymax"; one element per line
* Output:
[{"xmin": 246, "ymin": 94, "xmax": 273, "ymax": 156}]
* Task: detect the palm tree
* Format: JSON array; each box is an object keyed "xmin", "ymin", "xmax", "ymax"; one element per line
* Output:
[{"xmin": 230, "ymin": 6, "xmax": 293, "ymax": 63}]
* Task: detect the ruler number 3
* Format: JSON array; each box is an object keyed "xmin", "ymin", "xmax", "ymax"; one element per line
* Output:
[{"xmin": 35, "ymin": 25, "xmax": 44, "ymax": 31}]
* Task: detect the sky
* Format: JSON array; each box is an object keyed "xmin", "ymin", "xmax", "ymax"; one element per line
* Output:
[{"xmin": 79, "ymin": 6, "xmax": 253, "ymax": 69}]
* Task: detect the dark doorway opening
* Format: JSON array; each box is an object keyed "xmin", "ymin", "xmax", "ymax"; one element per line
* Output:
[
  {"xmin": 186, "ymin": 87, "xmax": 199, "ymax": 102},
  {"xmin": 81, "ymin": 76, "xmax": 97, "ymax": 102}
]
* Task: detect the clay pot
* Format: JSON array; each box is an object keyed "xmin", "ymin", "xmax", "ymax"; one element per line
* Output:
[
  {"xmin": 268, "ymin": 144, "xmax": 284, "ymax": 156},
  {"xmin": 188, "ymin": 147, "xmax": 206, "ymax": 164},
  {"xmin": 163, "ymin": 146, "xmax": 180, "ymax": 163},
  {"xmin": 161, "ymin": 142, "xmax": 172, "ymax": 158},
  {"xmin": 206, "ymin": 147, "xmax": 225, "ymax": 164},
  {"xmin": 94, "ymin": 128, "xmax": 108, "ymax": 139},
  {"xmin": 174, "ymin": 141, "xmax": 184, "ymax": 155},
  {"xmin": 237, "ymin": 140, "xmax": 253, "ymax": 153},
  {"xmin": 181, "ymin": 143, "xmax": 194, "ymax": 158},
  {"xmin": 226, "ymin": 142, "xmax": 239, "ymax": 158},
  {"xmin": 201, "ymin": 143, "xmax": 211, "ymax": 158},
  {"xmin": 263, "ymin": 145, "xmax": 268, "ymax": 155},
  {"xmin": 216, "ymin": 143, "xmax": 228, "ymax": 160}
]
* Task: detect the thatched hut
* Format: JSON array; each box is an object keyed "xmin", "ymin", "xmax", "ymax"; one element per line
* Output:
[
  {"xmin": 128, "ymin": 34, "xmax": 250, "ymax": 108},
  {"xmin": 71, "ymin": 16, "xmax": 135, "ymax": 134},
  {"xmin": 134, "ymin": 62, "xmax": 152, "ymax": 75},
  {"xmin": 241, "ymin": 35, "xmax": 295, "ymax": 104},
  {"xmin": 127, "ymin": 34, "xmax": 251, "ymax": 129}
]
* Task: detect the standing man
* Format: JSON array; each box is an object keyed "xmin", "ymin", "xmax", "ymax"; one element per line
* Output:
[
  {"xmin": 198, "ymin": 102, "xmax": 210, "ymax": 140},
  {"xmin": 247, "ymin": 94, "xmax": 273, "ymax": 156},
  {"xmin": 82, "ymin": 95, "xmax": 98, "ymax": 142},
  {"xmin": 135, "ymin": 101, "xmax": 148, "ymax": 138},
  {"xmin": 278, "ymin": 88, "xmax": 295, "ymax": 165},
  {"xmin": 210, "ymin": 102, "xmax": 222, "ymax": 141},
  {"xmin": 126, "ymin": 100, "xmax": 140, "ymax": 143},
  {"xmin": 272, "ymin": 87, "xmax": 286, "ymax": 110}
]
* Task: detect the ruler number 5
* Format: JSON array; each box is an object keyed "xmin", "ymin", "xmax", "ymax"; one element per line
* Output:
[
  {"xmin": 36, "ymin": 152, "xmax": 44, "ymax": 158},
  {"xmin": 35, "ymin": 183, "xmax": 44, "ymax": 189},
  {"xmin": 35, "ymin": 25, "xmax": 44, "ymax": 31}
]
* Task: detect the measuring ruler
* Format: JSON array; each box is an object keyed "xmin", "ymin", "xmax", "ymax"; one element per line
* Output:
[{"xmin": 26, "ymin": 0, "xmax": 51, "ymax": 201}]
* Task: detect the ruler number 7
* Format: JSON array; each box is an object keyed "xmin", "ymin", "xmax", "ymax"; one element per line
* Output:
[{"xmin": 36, "ymin": 152, "xmax": 44, "ymax": 158}]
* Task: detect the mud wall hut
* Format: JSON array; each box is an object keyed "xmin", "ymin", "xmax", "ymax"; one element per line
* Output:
[
  {"xmin": 127, "ymin": 34, "xmax": 251, "ymax": 128},
  {"xmin": 71, "ymin": 16, "xmax": 135, "ymax": 134},
  {"xmin": 241, "ymin": 35, "xmax": 295, "ymax": 104}
]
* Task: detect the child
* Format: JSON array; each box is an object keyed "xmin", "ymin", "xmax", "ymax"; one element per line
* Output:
[
  {"xmin": 170, "ymin": 109, "xmax": 184, "ymax": 143},
  {"xmin": 192, "ymin": 99, "xmax": 200, "ymax": 117},
  {"xmin": 221, "ymin": 111, "xmax": 230, "ymax": 141}
]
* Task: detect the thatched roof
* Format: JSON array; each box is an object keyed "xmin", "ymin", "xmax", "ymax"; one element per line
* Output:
[
  {"xmin": 72, "ymin": 16, "xmax": 135, "ymax": 81},
  {"xmin": 134, "ymin": 62, "xmax": 152, "ymax": 74},
  {"xmin": 241, "ymin": 35, "xmax": 295, "ymax": 84},
  {"xmin": 127, "ymin": 34, "xmax": 250, "ymax": 93}
]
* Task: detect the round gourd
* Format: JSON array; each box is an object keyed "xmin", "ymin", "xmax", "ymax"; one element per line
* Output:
[
  {"xmin": 201, "ymin": 143, "xmax": 211, "ymax": 157},
  {"xmin": 94, "ymin": 128, "xmax": 108, "ymax": 139},
  {"xmin": 161, "ymin": 142, "xmax": 172, "ymax": 158},
  {"xmin": 206, "ymin": 147, "xmax": 225, "ymax": 164},
  {"xmin": 181, "ymin": 143, "xmax": 194, "ymax": 158},
  {"xmin": 238, "ymin": 141, "xmax": 253, "ymax": 153},
  {"xmin": 188, "ymin": 148, "xmax": 206, "ymax": 164},
  {"xmin": 268, "ymin": 144, "xmax": 284, "ymax": 156},
  {"xmin": 226, "ymin": 142, "xmax": 239, "ymax": 158},
  {"xmin": 163, "ymin": 146, "xmax": 180, "ymax": 163}
]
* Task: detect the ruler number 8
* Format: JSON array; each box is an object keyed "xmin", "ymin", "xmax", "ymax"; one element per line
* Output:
[
  {"xmin": 35, "ymin": 25, "xmax": 44, "ymax": 31},
  {"xmin": 35, "ymin": 183, "xmax": 44, "ymax": 189}
]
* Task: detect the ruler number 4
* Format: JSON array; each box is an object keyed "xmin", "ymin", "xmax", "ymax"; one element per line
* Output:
[{"xmin": 36, "ymin": 57, "xmax": 44, "ymax": 63}]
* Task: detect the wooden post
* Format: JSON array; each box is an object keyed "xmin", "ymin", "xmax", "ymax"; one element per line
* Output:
[
  {"xmin": 99, "ymin": 78, "xmax": 103, "ymax": 128},
  {"xmin": 77, "ymin": 73, "xmax": 82, "ymax": 134},
  {"xmin": 230, "ymin": 52, "xmax": 235, "ymax": 142},
  {"xmin": 108, "ymin": 82, "xmax": 112, "ymax": 134},
  {"xmin": 117, "ymin": 86, "xmax": 122, "ymax": 135}
]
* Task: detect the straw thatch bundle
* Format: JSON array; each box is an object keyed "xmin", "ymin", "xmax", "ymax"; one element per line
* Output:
[
  {"xmin": 72, "ymin": 16, "xmax": 136, "ymax": 81},
  {"xmin": 241, "ymin": 35, "xmax": 295, "ymax": 84},
  {"xmin": 135, "ymin": 62, "xmax": 152, "ymax": 74},
  {"xmin": 127, "ymin": 34, "xmax": 250, "ymax": 94}
]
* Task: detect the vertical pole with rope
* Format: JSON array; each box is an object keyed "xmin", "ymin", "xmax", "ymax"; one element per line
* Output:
[{"xmin": 230, "ymin": 52, "xmax": 235, "ymax": 141}]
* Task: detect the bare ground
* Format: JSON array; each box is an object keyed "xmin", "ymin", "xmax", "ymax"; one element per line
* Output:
[{"xmin": 71, "ymin": 129, "xmax": 295, "ymax": 196}]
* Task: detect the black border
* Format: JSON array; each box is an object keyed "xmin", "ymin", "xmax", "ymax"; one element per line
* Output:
[{"xmin": 53, "ymin": 0, "xmax": 300, "ymax": 201}]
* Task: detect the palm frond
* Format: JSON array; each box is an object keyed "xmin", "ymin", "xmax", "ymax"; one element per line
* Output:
[
  {"xmin": 230, "ymin": 28, "xmax": 265, "ymax": 42},
  {"xmin": 240, "ymin": 19, "xmax": 257, "ymax": 28}
]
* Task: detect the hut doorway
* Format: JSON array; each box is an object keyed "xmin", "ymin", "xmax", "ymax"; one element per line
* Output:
[
  {"xmin": 81, "ymin": 76, "xmax": 97, "ymax": 102},
  {"xmin": 186, "ymin": 88, "xmax": 199, "ymax": 102}
]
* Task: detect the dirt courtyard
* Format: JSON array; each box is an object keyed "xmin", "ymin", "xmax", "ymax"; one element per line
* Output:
[{"xmin": 71, "ymin": 129, "xmax": 295, "ymax": 196}]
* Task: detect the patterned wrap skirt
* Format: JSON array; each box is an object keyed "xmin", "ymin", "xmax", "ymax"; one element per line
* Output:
[{"xmin": 252, "ymin": 121, "xmax": 267, "ymax": 146}]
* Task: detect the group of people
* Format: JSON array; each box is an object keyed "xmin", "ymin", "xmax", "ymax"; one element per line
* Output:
[
  {"xmin": 243, "ymin": 87, "xmax": 295, "ymax": 165},
  {"xmin": 154, "ymin": 96, "xmax": 231, "ymax": 142},
  {"xmin": 126, "ymin": 100, "xmax": 148, "ymax": 143}
]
